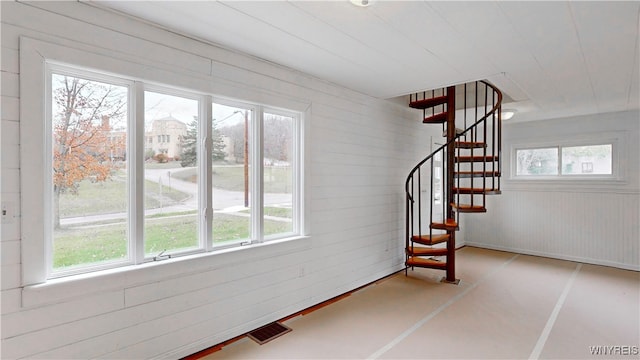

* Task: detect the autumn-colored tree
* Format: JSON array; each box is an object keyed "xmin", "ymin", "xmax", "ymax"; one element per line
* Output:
[{"xmin": 52, "ymin": 74, "xmax": 127, "ymax": 228}]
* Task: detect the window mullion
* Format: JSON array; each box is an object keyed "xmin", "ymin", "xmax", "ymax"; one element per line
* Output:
[
  {"xmin": 558, "ymin": 146, "xmax": 563, "ymax": 176},
  {"xmin": 253, "ymin": 107, "xmax": 264, "ymax": 242},
  {"xmin": 44, "ymin": 64, "xmax": 54, "ymax": 279},
  {"xmin": 132, "ymin": 81, "xmax": 145, "ymax": 264},
  {"xmin": 201, "ymin": 96, "xmax": 213, "ymax": 251},
  {"xmin": 293, "ymin": 114, "xmax": 302, "ymax": 235}
]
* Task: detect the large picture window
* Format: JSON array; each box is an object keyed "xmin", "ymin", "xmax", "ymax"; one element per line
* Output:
[{"xmin": 44, "ymin": 64, "xmax": 303, "ymax": 279}]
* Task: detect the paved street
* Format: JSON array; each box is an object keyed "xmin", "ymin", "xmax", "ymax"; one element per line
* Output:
[{"xmin": 61, "ymin": 166, "xmax": 291, "ymax": 226}]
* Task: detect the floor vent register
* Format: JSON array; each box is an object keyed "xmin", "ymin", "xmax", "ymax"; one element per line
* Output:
[{"xmin": 247, "ymin": 322, "xmax": 292, "ymax": 345}]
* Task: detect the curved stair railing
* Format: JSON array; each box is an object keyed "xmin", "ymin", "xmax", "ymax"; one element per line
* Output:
[{"xmin": 405, "ymin": 81, "xmax": 503, "ymax": 283}]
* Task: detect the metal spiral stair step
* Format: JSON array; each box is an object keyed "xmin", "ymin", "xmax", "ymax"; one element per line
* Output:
[
  {"xmin": 454, "ymin": 187, "xmax": 502, "ymax": 195},
  {"xmin": 455, "ymin": 141, "xmax": 487, "ymax": 149},
  {"xmin": 411, "ymin": 233, "xmax": 449, "ymax": 246},
  {"xmin": 451, "ymin": 203, "xmax": 487, "ymax": 213},
  {"xmin": 423, "ymin": 112, "xmax": 448, "ymax": 124},
  {"xmin": 409, "ymin": 95, "xmax": 448, "ymax": 110},
  {"xmin": 430, "ymin": 219, "xmax": 458, "ymax": 231},
  {"xmin": 454, "ymin": 171, "xmax": 501, "ymax": 178},
  {"xmin": 406, "ymin": 257, "xmax": 447, "ymax": 270},
  {"xmin": 455, "ymin": 155, "xmax": 499, "ymax": 162},
  {"xmin": 406, "ymin": 246, "xmax": 449, "ymax": 257}
]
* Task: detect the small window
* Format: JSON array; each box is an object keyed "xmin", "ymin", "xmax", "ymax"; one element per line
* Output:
[
  {"xmin": 514, "ymin": 142, "xmax": 615, "ymax": 178},
  {"xmin": 561, "ymin": 144, "xmax": 612, "ymax": 175},
  {"xmin": 516, "ymin": 147, "xmax": 559, "ymax": 176}
]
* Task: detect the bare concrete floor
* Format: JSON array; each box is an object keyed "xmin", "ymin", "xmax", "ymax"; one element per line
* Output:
[{"xmin": 195, "ymin": 247, "xmax": 640, "ymax": 360}]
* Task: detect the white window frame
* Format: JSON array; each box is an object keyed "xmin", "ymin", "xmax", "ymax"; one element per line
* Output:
[
  {"xmin": 509, "ymin": 132, "xmax": 625, "ymax": 182},
  {"xmin": 262, "ymin": 107, "xmax": 302, "ymax": 241},
  {"xmin": 208, "ymin": 100, "xmax": 303, "ymax": 247},
  {"xmin": 20, "ymin": 37, "xmax": 306, "ymax": 286},
  {"xmin": 141, "ymin": 85, "xmax": 211, "ymax": 263},
  {"xmin": 45, "ymin": 64, "xmax": 138, "ymax": 278}
]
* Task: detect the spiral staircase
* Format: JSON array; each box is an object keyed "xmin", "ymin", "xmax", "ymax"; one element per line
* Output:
[{"xmin": 405, "ymin": 81, "xmax": 503, "ymax": 283}]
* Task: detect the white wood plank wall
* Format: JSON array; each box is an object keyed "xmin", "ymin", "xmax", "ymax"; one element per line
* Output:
[
  {"xmin": 3, "ymin": 2, "xmax": 637, "ymax": 359},
  {"xmin": 0, "ymin": 1, "xmax": 434, "ymax": 358}
]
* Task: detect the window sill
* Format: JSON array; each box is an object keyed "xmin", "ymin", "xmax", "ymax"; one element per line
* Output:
[
  {"xmin": 507, "ymin": 176, "xmax": 623, "ymax": 184},
  {"xmin": 503, "ymin": 177, "xmax": 637, "ymax": 193},
  {"xmin": 21, "ymin": 235, "xmax": 311, "ymax": 308}
]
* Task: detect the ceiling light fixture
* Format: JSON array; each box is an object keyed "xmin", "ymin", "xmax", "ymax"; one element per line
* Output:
[
  {"xmin": 350, "ymin": 0, "xmax": 371, "ymax": 7},
  {"xmin": 501, "ymin": 109, "xmax": 516, "ymax": 120}
]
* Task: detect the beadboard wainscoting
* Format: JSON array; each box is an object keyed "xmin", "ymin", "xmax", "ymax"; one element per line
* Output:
[
  {"xmin": 464, "ymin": 190, "xmax": 639, "ymax": 270},
  {"xmin": 464, "ymin": 111, "xmax": 640, "ymax": 271}
]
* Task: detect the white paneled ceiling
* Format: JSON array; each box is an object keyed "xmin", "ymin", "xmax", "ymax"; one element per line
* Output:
[{"xmin": 92, "ymin": 1, "xmax": 639, "ymax": 122}]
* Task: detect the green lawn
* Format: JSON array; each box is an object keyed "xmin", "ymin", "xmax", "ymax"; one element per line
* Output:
[
  {"xmin": 171, "ymin": 165, "xmax": 292, "ymax": 193},
  {"xmin": 54, "ymin": 167, "xmax": 292, "ymax": 270},
  {"xmin": 53, "ymin": 213, "xmax": 291, "ymax": 269},
  {"xmin": 53, "ymin": 224, "xmax": 128, "ymax": 268},
  {"xmin": 241, "ymin": 206, "xmax": 292, "ymax": 218},
  {"xmin": 59, "ymin": 176, "xmax": 190, "ymax": 218},
  {"xmin": 144, "ymin": 160, "xmax": 183, "ymax": 169}
]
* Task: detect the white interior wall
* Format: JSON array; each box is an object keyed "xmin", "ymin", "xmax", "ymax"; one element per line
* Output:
[
  {"xmin": 0, "ymin": 2, "xmax": 435, "ymax": 358},
  {"xmin": 4, "ymin": 2, "xmax": 637, "ymax": 359},
  {"xmin": 464, "ymin": 111, "xmax": 640, "ymax": 270}
]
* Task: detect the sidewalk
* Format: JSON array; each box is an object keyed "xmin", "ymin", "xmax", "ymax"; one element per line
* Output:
[{"xmin": 61, "ymin": 166, "xmax": 292, "ymax": 226}]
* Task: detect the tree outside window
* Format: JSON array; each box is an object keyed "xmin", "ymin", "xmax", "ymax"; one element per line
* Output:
[
  {"xmin": 44, "ymin": 65, "xmax": 302, "ymax": 279},
  {"xmin": 51, "ymin": 73, "xmax": 129, "ymax": 270},
  {"xmin": 515, "ymin": 144, "xmax": 613, "ymax": 177}
]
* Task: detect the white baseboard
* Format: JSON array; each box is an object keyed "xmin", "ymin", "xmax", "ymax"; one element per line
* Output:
[{"xmin": 465, "ymin": 242, "xmax": 640, "ymax": 272}]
